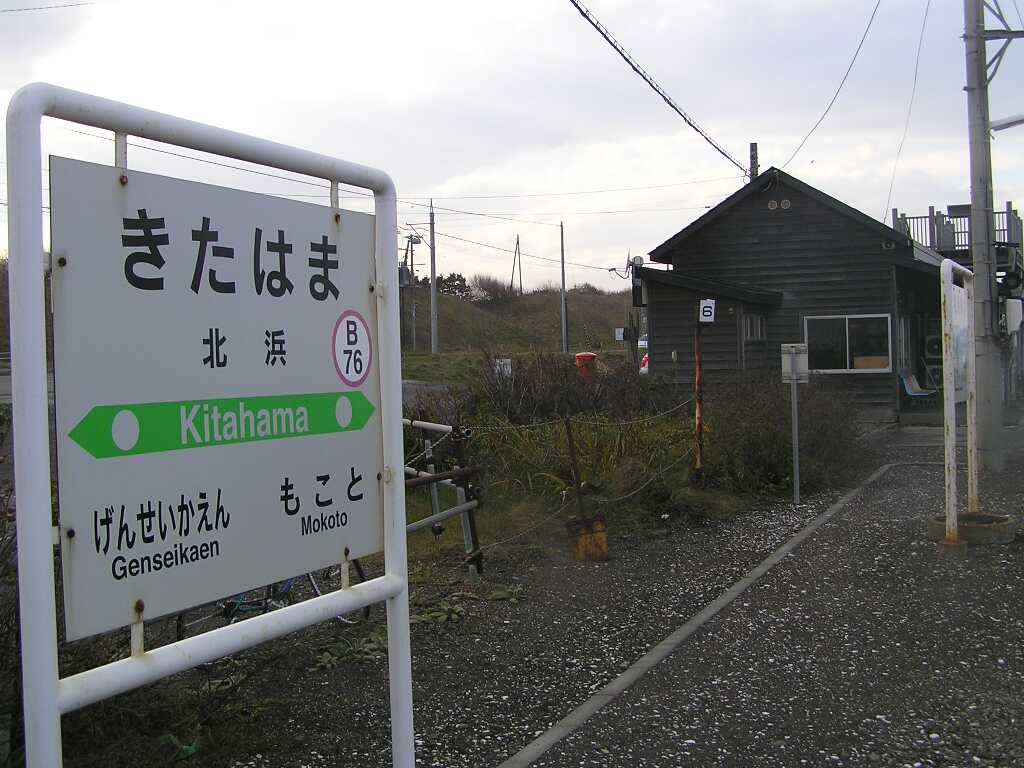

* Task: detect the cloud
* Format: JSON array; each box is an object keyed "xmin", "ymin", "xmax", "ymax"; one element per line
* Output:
[{"xmin": 0, "ymin": 0, "xmax": 1022, "ymax": 292}]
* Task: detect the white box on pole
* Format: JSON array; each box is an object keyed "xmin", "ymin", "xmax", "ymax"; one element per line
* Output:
[{"xmin": 781, "ymin": 343, "xmax": 809, "ymax": 384}]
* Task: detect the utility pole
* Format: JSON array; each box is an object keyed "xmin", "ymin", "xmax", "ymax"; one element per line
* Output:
[
  {"xmin": 749, "ymin": 142, "xmax": 759, "ymax": 180},
  {"xmin": 400, "ymin": 238, "xmax": 409, "ymax": 351},
  {"xmin": 509, "ymin": 235, "xmax": 520, "ymax": 295},
  {"xmin": 429, "ymin": 200, "xmax": 438, "ymax": 354},
  {"xmin": 963, "ymin": 0, "xmax": 1024, "ymax": 470},
  {"xmin": 518, "ymin": 240, "xmax": 524, "ymax": 296},
  {"xmin": 560, "ymin": 222, "xmax": 568, "ymax": 353}
]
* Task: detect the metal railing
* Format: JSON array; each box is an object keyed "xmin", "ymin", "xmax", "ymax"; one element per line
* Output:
[
  {"xmin": 402, "ymin": 418, "xmax": 483, "ymax": 576},
  {"xmin": 893, "ymin": 204, "xmax": 1021, "ymax": 252}
]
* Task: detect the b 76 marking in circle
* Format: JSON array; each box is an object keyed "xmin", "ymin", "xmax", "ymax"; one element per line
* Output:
[{"xmin": 332, "ymin": 309, "xmax": 372, "ymax": 387}]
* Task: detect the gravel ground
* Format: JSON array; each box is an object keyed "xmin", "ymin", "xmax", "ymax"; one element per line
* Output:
[
  {"xmin": 531, "ymin": 436, "xmax": 1024, "ymax": 767},
  {"xmin": 214, "ymin": 490, "xmax": 842, "ymax": 768}
]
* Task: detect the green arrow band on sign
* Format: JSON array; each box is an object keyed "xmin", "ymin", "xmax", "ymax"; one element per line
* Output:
[{"xmin": 69, "ymin": 391, "xmax": 375, "ymax": 459}]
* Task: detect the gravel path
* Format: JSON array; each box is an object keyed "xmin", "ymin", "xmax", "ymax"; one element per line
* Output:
[
  {"xmin": 221, "ymin": 491, "xmax": 842, "ymax": 768},
  {"xmin": 529, "ymin": 452, "xmax": 1024, "ymax": 766}
]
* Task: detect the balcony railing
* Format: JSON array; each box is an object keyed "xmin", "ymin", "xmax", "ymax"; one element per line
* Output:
[{"xmin": 892, "ymin": 202, "xmax": 1021, "ymax": 253}]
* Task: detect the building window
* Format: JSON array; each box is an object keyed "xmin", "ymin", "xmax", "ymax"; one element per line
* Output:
[
  {"xmin": 804, "ymin": 314, "xmax": 891, "ymax": 373},
  {"xmin": 744, "ymin": 314, "xmax": 766, "ymax": 341}
]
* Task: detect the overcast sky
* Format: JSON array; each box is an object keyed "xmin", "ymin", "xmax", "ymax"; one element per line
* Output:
[{"xmin": 1, "ymin": 0, "xmax": 1023, "ymax": 290}]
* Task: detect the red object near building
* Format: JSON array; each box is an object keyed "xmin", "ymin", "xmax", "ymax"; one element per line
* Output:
[{"xmin": 574, "ymin": 351, "xmax": 597, "ymax": 382}]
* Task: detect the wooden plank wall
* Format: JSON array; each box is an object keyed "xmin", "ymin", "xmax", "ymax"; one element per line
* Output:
[
  {"xmin": 652, "ymin": 179, "xmax": 903, "ymax": 414},
  {"xmin": 647, "ymin": 286, "xmax": 740, "ymax": 384}
]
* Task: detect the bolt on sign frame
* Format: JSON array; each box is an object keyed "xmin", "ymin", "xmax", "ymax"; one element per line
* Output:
[
  {"xmin": 940, "ymin": 258, "xmax": 979, "ymax": 543},
  {"xmin": 6, "ymin": 83, "xmax": 414, "ymax": 768}
]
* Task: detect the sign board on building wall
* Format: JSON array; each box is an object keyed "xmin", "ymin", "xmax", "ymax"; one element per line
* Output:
[
  {"xmin": 699, "ymin": 299, "xmax": 716, "ymax": 323},
  {"xmin": 51, "ymin": 158, "xmax": 384, "ymax": 640}
]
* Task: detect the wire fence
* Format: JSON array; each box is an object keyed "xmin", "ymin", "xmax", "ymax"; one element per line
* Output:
[{"xmin": 402, "ymin": 396, "xmax": 698, "ymax": 572}]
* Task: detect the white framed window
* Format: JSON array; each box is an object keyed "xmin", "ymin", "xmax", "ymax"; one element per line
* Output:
[
  {"xmin": 744, "ymin": 313, "xmax": 766, "ymax": 341},
  {"xmin": 804, "ymin": 314, "xmax": 892, "ymax": 373}
]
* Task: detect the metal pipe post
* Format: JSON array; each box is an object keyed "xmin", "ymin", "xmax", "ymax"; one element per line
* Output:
[
  {"xmin": 791, "ymin": 377, "xmax": 800, "ymax": 506},
  {"xmin": 941, "ymin": 260, "xmax": 960, "ymax": 541},
  {"xmin": 425, "ymin": 438, "xmax": 440, "ymax": 521},
  {"xmin": 375, "ymin": 182, "xmax": 417, "ymax": 768},
  {"xmin": 7, "ymin": 82, "xmax": 63, "ymax": 768},
  {"xmin": 694, "ymin": 312, "xmax": 703, "ymax": 473}
]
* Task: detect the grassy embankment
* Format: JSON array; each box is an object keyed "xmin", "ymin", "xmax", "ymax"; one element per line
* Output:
[{"xmin": 399, "ymin": 287, "xmax": 634, "ymax": 383}]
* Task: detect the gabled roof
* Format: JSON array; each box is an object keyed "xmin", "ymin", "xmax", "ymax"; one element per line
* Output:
[
  {"xmin": 649, "ymin": 167, "xmax": 914, "ymax": 263},
  {"xmin": 637, "ymin": 266, "xmax": 783, "ymax": 306}
]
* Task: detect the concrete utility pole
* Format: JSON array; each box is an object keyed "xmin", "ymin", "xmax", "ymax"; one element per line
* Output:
[
  {"xmin": 560, "ymin": 222, "xmax": 568, "ymax": 353},
  {"xmin": 963, "ymin": 0, "xmax": 1024, "ymax": 469},
  {"xmin": 429, "ymin": 199, "xmax": 438, "ymax": 354}
]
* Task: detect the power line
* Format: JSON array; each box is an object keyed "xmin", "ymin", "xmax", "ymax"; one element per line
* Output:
[
  {"xmin": 565, "ymin": 0, "xmax": 747, "ymax": 176},
  {"xmin": 66, "ymin": 128, "xmax": 720, "ymax": 224},
  {"xmin": 0, "ymin": 0, "xmax": 100, "ymax": 11},
  {"xmin": 396, "ymin": 176, "xmax": 744, "ymax": 200},
  {"xmin": 782, "ymin": 0, "xmax": 883, "ymax": 169},
  {"xmin": 397, "ymin": 202, "xmax": 711, "ymax": 225},
  {"xmin": 411, "ymin": 227, "xmax": 608, "ymax": 272},
  {"xmin": 882, "ymin": 0, "xmax": 931, "ymax": 219},
  {"xmin": 62, "ymin": 126, "xmax": 714, "ymax": 227}
]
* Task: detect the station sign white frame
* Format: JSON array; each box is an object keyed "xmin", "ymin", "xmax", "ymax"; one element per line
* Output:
[{"xmin": 6, "ymin": 83, "xmax": 414, "ymax": 767}]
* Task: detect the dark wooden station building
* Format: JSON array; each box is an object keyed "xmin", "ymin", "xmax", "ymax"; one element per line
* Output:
[{"xmin": 637, "ymin": 167, "xmax": 945, "ymax": 421}]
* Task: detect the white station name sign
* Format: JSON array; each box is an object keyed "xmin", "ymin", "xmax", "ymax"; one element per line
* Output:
[{"xmin": 51, "ymin": 158, "xmax": 385, "ymax": 639}]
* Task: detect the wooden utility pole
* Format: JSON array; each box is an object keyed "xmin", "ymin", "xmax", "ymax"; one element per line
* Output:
[
  {"xmin": 509, "ymin": 235, "xmax": 522, "ymax": 295},
  {"xmin": 429, "ymin": 199, "xmax": 438, "ymax": 354},
  {"xmin": 518, "ymin": 240, "xmax": 524, "ymax": 296},
  {"xmin": 560, "ymin": 222, "xmax": 568, "ymax": 353}
]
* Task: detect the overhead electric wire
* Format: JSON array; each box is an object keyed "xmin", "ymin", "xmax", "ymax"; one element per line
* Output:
[
  {"xmin": 882, "ymin": 0, "xmax": 930, "ymax": 220},
  {"xmin": 565, "ymin": 0, "xmax": 747, "ymax": 177},
  {"xmin": 782, "ymin": 0, "xmax": 883, "ymax": 169},
  {"xmin": 0, "ymin": 0, "xmax": 100, "ymax": 10},
  {"xmin": 63, "ymin": 126, "xmax": 712, "ymax": 226},
  {"xmin": 396, "ymin": 175, "xmax": 744, "ymax": 200},
  {"xmin": 411, "ymin": 227, "xmax": 608, "ymax": 272}
]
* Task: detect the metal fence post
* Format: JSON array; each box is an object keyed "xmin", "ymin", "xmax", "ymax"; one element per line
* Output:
[
  {"xmin": 453, "ymin": 427, "xmax": 481, "ymax": 577},
  {"xmin": 791, "ymin": 377, "xmax": 800, "ymax": 506}
]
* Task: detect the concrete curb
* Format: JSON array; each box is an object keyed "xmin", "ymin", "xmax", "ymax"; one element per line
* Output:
[{"xmin": 497, "ymin": 462, "xmax": 930, "ymax": 768}]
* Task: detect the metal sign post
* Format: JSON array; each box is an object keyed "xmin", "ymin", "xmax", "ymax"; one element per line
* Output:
[
  {"xmin": 694, "ymin": 299, "xmax": 715, "ymax": 473},
  {"xmin": 7, "ymin": 83, "xmax": 414, "ymax": 767},
  {"xmin": 940, "ymin": 258, "xmax": 979, "ymax": 544},
  {"xmin": 781, "ymin": 343, "xmax": 809, "ymax": 506}
]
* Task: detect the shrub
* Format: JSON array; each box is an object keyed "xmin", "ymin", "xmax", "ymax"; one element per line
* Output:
[
  {"xmin": 470, "ymin": 274, "xmax": 517, "ymax": 304},
  {"xmin": 407, "ymin": 353, "xmax": 869, "ymax": 514},
  {"xmin": 702, "ymin": 373, "xmax": 865, "ymax": 494}
]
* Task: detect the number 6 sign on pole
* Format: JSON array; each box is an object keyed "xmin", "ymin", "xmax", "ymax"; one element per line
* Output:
[{"xmin": 333, "ymin": 309, "xmax": 373, "ymax": 387}]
